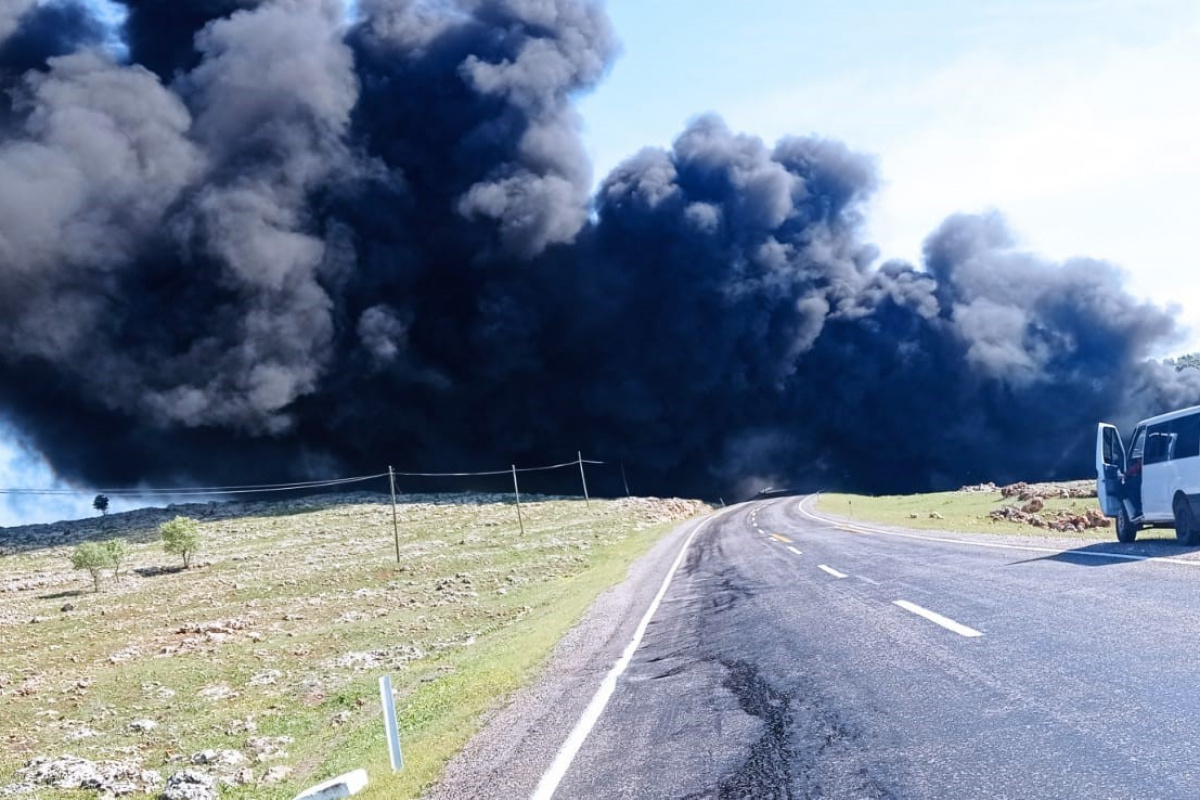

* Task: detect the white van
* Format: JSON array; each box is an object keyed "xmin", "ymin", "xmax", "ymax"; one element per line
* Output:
[{"xmin": 1097, "ymin": 405, "xmax": 1200, "ymax": 544}]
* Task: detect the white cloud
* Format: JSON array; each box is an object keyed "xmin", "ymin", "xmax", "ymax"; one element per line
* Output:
[{"xmin": 724, "ymin": 8, "xmax": 1200, "ymax": 352}]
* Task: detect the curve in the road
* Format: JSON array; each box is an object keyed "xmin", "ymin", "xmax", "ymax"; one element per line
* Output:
[{"xmin": 535, "ymin": 494, "xmax": 1200, "ymax": 799}]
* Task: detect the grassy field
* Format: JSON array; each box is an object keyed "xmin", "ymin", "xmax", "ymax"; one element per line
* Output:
[
  {"xmin": 815, "ymin": 487, "xmax": 1180, "ymax": 539},
  {"xmin": 0, "ymin": 492, "xmax": 707, "ymax": 799}
]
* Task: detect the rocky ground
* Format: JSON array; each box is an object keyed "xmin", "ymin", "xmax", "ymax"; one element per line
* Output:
[
  {"xmin": 961, "ymin": 481, "xmax": 1110, "ymax": 532},
  {"xmin": 0, "ymin": 491, "xmax": 708, "ymax": 800}
]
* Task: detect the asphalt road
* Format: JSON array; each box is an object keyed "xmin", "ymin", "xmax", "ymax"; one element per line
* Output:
[{"xmin": 530, "ymin": 497, "xmax": 1200, "ymax": 800}]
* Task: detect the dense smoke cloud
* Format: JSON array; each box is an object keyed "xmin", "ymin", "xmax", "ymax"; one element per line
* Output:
[{"xmin": 0, "ymin": 0, "xmax": 1196, "ymax": 500}]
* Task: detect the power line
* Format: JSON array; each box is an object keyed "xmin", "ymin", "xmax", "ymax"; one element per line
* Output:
[
  {"xmin": 0, "ymin": 474, "xmax": 387, "ymax": 498},
  {"xmin": 392, "ymin": 458, "xmax": 604, "ymax": 478},
  {"xmin": 0, "ymin": 456, "xmax": 611, "ymax": 497}
]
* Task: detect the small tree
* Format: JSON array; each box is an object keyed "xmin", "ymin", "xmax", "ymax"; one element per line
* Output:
[
  {"xmin": 160, "ymin": 516, "xmax": 200, "ymax": 569},
  {"xmin": 104, "ymin": 539, "xmax": 128, "ymax": 581},
  {"xmin": 93, "ymin": 494, "xmax": 110, "ymax": 515},
  {"xmin": 71, "ymin": 541, "xmax": 114, "ymax": 592}
]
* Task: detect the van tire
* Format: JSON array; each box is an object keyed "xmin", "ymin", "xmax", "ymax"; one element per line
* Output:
[
  {"xmin": 1116, "ymin": 509, "xmax": 1138, "ymax": 543},
  {"xmin": 1174, "ymin": 495, "xmax": 1198, "ymax": 546}
]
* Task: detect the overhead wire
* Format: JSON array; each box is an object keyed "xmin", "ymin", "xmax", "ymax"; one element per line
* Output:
[{"xmin": 0, "ymin": 456, "xmax": 608, "ymax": 496}]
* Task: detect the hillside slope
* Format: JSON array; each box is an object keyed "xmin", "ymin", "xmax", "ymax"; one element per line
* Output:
[{"xmin": 0, "ymin": 492, "xmax": 708, "ymax": 799}]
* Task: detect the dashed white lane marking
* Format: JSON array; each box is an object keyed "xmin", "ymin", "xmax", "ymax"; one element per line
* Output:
[
  {"xmin": 787, "ymin": 546, "xmax": 802, "ymax": 556},
  {"xmin": 893, "ymin": 600, "xmax": 983, "ymax": 638},
  {"xmin": 817, "ymin": 564, "xmax": 847, "ymax": 579},
  {"xmin": 795, "ymin": 497, "xmax": 1200, "ymax": 569},
  {"xmin": 529, "ymin": 509, "xmax": 729, "ymax": 800}
]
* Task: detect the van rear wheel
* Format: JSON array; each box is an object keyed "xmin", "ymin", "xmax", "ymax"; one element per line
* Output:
[
  {"xmin": 1174, "ymin": 496, "xmax": 1198, "ymax": 546},
  {"xmin": 1116, "ymin": 509, "xmax": 1138, "ymax": 543}
]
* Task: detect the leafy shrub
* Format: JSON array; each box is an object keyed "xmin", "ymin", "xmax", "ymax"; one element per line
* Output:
[
  {"xmin": 104, "ymin": 539, "xmax": 128, "ymax": 580},
  {"xmin": 160, "ymin": 516, "xmax": 200, "ymax": 568},
  {"xmin": 71, "ymin": 542, "xmax": 114, "ymax": 592}
]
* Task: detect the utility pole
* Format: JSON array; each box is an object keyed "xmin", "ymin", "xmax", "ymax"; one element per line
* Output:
[
  {"xmin": 512, "ymin": 465, "xmax": 525, "ymax": 535},
  {"xmin": 620, "ymin": 463, "xmax": 631, "ymax": 498},
  {"xmin": 388, "ymin": 466, "xmax": 400, "ymax": 564},
  {"xmin": 578, "ymin": 451, "xmax": 591, "ymax": 509}
]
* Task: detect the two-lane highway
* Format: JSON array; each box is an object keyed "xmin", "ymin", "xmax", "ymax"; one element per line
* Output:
[{"xmin": 535, "ymin": 497, "xmax": 1200, "ymax": 799}]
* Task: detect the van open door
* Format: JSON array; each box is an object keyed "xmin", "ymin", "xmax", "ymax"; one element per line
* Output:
[{"xmin": 1096, "ymin": 423, "xmax": 1125, "ymax": 517}]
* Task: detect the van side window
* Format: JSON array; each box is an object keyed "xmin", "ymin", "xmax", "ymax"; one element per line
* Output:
[
  {"xmin": 1171, "ymin": 414, "xmax": 1200, "ymax": 460},
  {"xmin": 1144, "ymin": 424, "xmax": 1172, "ymax": 465},
  {"xmin": 1129, "ymin": 427, "xmax": 1146, "ymax": 460}
]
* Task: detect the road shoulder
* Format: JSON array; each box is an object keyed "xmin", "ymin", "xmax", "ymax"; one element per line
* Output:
[
  {"xmin": 422, "ymin": 511, "xmax": 717, "ymax": 800},
  {"xmin": 799, "ymin": 495, "xmax": 1200, "ymax": 566}
]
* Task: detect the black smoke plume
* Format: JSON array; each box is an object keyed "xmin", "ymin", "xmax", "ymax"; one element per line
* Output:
[{"xmin": 0, "ymin": 0, "xmax": 1196, "ymax": 500}]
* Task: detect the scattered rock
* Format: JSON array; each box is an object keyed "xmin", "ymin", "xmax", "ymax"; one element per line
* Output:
[
  {"xmin": 224, "ymin": 717, "xmax": 257, "ymax": 736},
  {"xmin": 65, "ymin": 727, "xmax": 99, "ymax": 741},
  {"xmin": 1021, "ymin": 497, "xmax": 1045, "ymax": 514},
  {"xmin": 990, "ymin": 505, "xmax": 1111, "ymax": 532},
  {"xmin": 223, "ymin": 768, "xmax": 254, "ymax": 787},
  {"xmin": 246, "ymin": 736, "xmax": 292, "ymax": 762},
  {"xmin": 197, "ymin": 684, "xmax": 237, "ymax": 702},
  {"xmin": 14, "ymin": 755, "xmax": 160, "ymax": 797},
  {"xmin": 60, "ymin": 603, "xmax": 76, "ymax": 613},
  {"xmin": 326, "ymin": 645, "xmax": 425, "ymax": 672},
  {"xmin": 929, "ymin": 512, "xmax": 944, "ymax": 520},
  {"xmin": 163, "ymin": 769, "xmax": 217, "ymax": 800},
  {"xmin": 127, "ymin": 719, "xmax": 158, "ymax": 734},
  {"xmin": 108, "ymin": 646, "xmax": 141, "ymax": 664},
  {"xmin": 248, "ymin": 669, "xmax": 282, "ymax": 687},
  {"xmin": 190, "ymin": 750, "xmax": 246, "ymax": 769},
  {"xmin": 999, "ymin": 480, "xmax": 1096, "ymax": 500},
  {"xmin": 142, "ymin": 683, "xmax": 176, "ymax": 701},
  {"xmin": 330, "ymin": 710, "xmax": 353, "ymax": 727},
  {"xmin": 260, "ymin": 765, "xmax": 292, "ymax": 785}
]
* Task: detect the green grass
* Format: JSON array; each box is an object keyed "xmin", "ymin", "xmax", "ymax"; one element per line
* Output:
[
  {"xmin": 0, "ymin": 493, "xmax": 708, "ymax": 799},
  {"xmin": 815, "ymin": 489, "xmax": 1178, "ymax": 539}
]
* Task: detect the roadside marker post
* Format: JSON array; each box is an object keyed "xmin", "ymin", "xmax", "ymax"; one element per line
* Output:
[
  {"xmin": 379, "ymin": 675, "xmax": 404, "ymax": 772},
  {"xmin": 291, "ymin": 769, "xmax": 369, "ymax": 800}
]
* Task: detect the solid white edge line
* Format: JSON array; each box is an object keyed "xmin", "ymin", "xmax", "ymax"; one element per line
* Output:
[
  {"xmin": 795, "ymin": 497, "xmax": 1200, "ymax": 568},
  {"xmin": 528, "ymin": 509, "xmax": 726, "ymax": 800},
  {"xmin": 894, "ymin": 599, "xmax": 983, "ymax": 637},
  {"xmin": 817, "ymin": 564, "xmax": 847, "ymax": 579},
  {"xmin": 787, "ymin": 546, "xmax": 802, "ymax": 556}
]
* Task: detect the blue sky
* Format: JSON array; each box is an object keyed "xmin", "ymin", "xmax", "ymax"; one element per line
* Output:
[{"xmin": 578, "ymin": 0, "xmax": 1200, "ymax": 353}]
